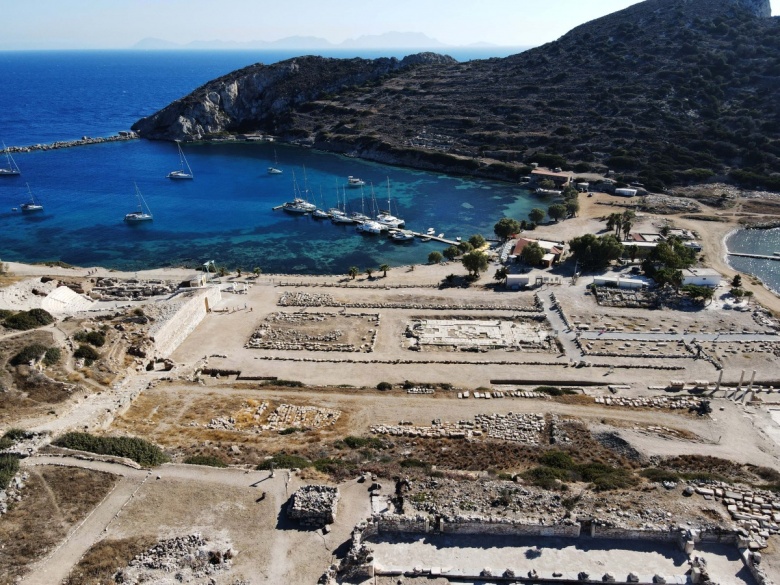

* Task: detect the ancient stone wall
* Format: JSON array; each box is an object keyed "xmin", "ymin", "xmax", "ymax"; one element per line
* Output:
[
  {"xmin": 444, "ymin": 520, "xmax": 580, "ymax": 538},
  {"xmin": 150, "ymin": 286, "xmax": 221, "ymax": 358}
]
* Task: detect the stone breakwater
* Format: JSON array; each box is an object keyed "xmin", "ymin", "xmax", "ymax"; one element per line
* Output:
[
  {"xmin": 288, "ymin": 485, "xmax": 339, "ymax": 526},
  {"xmin": 2, "ymin": 132, "xmax": 138, "ymax": 154}
]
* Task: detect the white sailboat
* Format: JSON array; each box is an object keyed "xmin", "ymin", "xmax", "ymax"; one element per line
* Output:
[
  {"xmin": 0, "ymin": 142, "xmax": 21, "ymax": 176},
  {"xmin": 167, "ymin": 141, "xmax": 194, "ymax": 179},
  {"xmin": 347, "ymin": 175, "xmax": 365, "ymax": 187},
  {"xmin": 281, "ymin": 171, "xmax": 316, "ymax": 214},
  {"xmin": 268, "ymin": 149, "xmax": 283, "ymax": 174},
  {"xmin": 124, "ymin": 183, "xmax": 153, "ymax": 222},
  {"xmin": 20, "ymin": 183, "xmax": 43, "ymax": 213},
  {"xmin": 376, "ymin": 177, "xmax": 405, "ymax": 228}
]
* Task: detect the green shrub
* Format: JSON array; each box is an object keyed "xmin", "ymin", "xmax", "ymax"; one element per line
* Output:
[
  {"xmin": 74, "ymin": 330, "xmax": 106, "ymax": 347},
  {"xmin": 0, "ymin": 454, "xmax": 21, "ymax": 490},
  {"xmin": 27, "ymin": 308, "xmax": 55, "ymax": 326},
  {"xmin": 271, "ymin": 379, "xmax": 304, "ymax": 388},
  {"xmin": 10, "ymin": 344, "xmax": 48, "ymax": 366},
  {"xmin": 399, "ymin": 458, "xmax": 428, "ymax": 469},
  {"xmin": 0, "ymin": 309, "xmax": 14, "ymax": 319},
  {"xmin": 278, "ymin": 427, "xmax": 304, "ymax": 435},
  {"xmin": 4, "ymin": 313, "xmax": 39, "ymax": 331},
  {"xmin": 5, "ymin": 309, "xmax": 55, "ymax": 330},
  {"xmin": 0, "ymin": 437, "xmax": 13, "ymax": 450},
  {"xmin": 74, "ymin": 344, "xmax": 100, "ymax": 363},
  {"xmin": 53, "ymin": 432, "xmax": 169, "ymax": 467},
  {"xmin": 3, "ymin": 428, "xmax": 31, "ymax": 442},
  {"xmin": 313, "ymin": 458, "xmax": 356, "ymax": 474},
  {"xmin": 256, "ymin": 453, "xmax": 311, "ymax": 470},
  {"xmin": 183, "ymin": 455, "xmax": 228, "ymax": 468},
  {"xmin": 343, "ymin": 436, "xmax": 384, "ymax": 450},
  {"xmin": 521, "ymin": 466, "xmax": 570, "ymax": 489},
  {"xmin": 540, "ymin": 450, "xmax": 575, "ymax": 469},
  {"xmin": 43, "ymin": 347, "xmax": 61, "ymax": 366},
  {"xmin": 640, "ymin": 468, "xmax": 681, "ymax": 483},
  {"xmin": 376, "ymin": 381, "xmax": 392, "ymax": 391}
]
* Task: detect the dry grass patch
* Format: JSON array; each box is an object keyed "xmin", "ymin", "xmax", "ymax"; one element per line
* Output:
[
  {"xmin": 0, "ymin": 466, "xmax": 117, "ymax": 583},
  {"xmin": 63, "ymin": 536, "xmax": 157, "ymax": 585}
]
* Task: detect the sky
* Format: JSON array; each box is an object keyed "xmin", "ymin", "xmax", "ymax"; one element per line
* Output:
[{"xmin": 1, "ymin": 0, "xmax": 778, "ymax": 50}]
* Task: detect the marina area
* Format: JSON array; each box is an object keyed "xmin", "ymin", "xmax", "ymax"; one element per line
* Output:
[{"xmin": 0, "ymin": 139, "xmax": 538, "ymax": 273}]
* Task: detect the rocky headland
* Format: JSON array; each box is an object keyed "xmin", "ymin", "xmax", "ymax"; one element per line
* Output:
[{"xmin": 133, "ymin": 0, "xmax": 779, "ymax": 191}]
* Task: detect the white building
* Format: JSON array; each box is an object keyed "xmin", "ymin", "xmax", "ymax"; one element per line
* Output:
[{"xmin": 682, "ymin": 268, "xmax": 722, "ymax": 287}]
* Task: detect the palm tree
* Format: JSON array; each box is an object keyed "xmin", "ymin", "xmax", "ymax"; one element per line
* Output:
[
  {"xmin": 253, "ymin": 266, "xmax": 262, "ymax": 277},
  {"xmin": 379, "ymin": 263, "xmax": 390, "ymax": 278},
  {"xmin": 236, "ymin": 268, "xmax": 242, "ymax": 278},
  {"xmin": 366, "ymin": 267, "xmax": 374, "ymax": 279},
  {"xmin": 348, "ymin": 266, "xmax": 359, "ymax": 280},
  {"xmin": 218, "ymin": 266, "xmax": 228, "ymax": 277},
  {"xmin": 494, "ymin": 267, "xmax": 508, "ymax": 284}
]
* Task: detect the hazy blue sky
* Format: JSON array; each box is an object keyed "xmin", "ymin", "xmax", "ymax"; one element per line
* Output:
[{"xmin": 1, "ymin": 0, "xmax": 778, "ymax": 50}]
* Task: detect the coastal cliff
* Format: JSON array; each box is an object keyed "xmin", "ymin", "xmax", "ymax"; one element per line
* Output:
[
  {"xmin": 131, "ymin": 53, "xmax": 457, "ymax": 140},
  {"xmin": 133, "ymin": 0, "xmax": 780, "ymax": 191}
]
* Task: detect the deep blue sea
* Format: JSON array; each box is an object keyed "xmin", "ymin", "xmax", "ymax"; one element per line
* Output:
[{"xmin": 0, "ymin": 50, "xmax": 541, "ymax": 274}]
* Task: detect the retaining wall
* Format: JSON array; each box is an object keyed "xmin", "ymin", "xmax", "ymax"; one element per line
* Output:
[{"xmin": 150, "ymin": 287, "xmax": 221, "ymax": 358}]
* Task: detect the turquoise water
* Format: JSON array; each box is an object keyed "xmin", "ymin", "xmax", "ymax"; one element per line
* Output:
[
  {"xmin": 0, "ymin": 140, "xmax": 541, "ymax": 273},
  {"xmin": 726, "ymin": 228, "xmax": 780, "ymax": 294},
  {"xmin": 0, "ymin": 50, "xmax": 542, "ymax": 274}
]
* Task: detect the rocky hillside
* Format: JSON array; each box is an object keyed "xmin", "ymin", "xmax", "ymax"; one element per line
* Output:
[{"xmin": 133, "ymin": 0, "xmax": 780, "ymax": 191}]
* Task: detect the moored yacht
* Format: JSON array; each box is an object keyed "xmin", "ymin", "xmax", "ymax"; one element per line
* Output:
[
  {"xmin": 167, "ymin": 141, "xmax": 194, "ymax": 179},
  {"xmin": 20, "ymin": 183, "xmax": 43, "ymax": 213},
  {"xmin": 282, "ymin": 198, "xmax": 316, "ymax": 214},
  {"xmin": 356, "ymin": 220, "xmax": 383, "ymax": 234},
  {"xmin": 0, "ymin": 142, "xmax": 20, "ymax": 176},
  {"xmin": 124, "ymin": 183, "xmax": 153, "ymax": 222},
  {"xmin": 347, "ymin": 176, "xmax": 365, "ymax": 187},
  {"xmin": 376, "ymin": 177, "xmax": 405, "ymax": 228},
  {"xmin": 390, "ymin": 230, "xmax": 415, "ymax": 242}
]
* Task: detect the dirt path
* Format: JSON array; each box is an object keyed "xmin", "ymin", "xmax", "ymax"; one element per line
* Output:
[{"xmin": 20, "ymin": 474, "xmax": 148, "ymax": 585}]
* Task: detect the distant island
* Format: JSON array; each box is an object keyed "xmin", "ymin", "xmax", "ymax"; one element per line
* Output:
[{"xmin": 132, "ymin": 31, "xmax": 523, "ymax": 51}]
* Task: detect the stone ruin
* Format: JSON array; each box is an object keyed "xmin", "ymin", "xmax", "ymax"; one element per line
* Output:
[
  {"xmin": 89, "ymin": 277, "xmax": 178, "ymax": 301},
  {"xmin": 288, "ymin": 485, "xmax": 339, "ymax": 527},
  {"xmin": 112, "ymin": 534, "xmax": 238, "ymax": 585}
]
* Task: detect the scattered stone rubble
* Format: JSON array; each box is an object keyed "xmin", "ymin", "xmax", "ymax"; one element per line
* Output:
[
  {"xmin": 246, "ymin": 311, "xmax": 378, "ymax": 352},
  {"xmin": 406, "ymin": 317, "xmax": 553, "ymax": 353},
  {"xmin": 595, "ymin": 396, "xmax": 702, "ymax": 410},
  {"xmin": 90, "ymin": 277, "xmax": 178, "ymax": 301},
  {"xmin": 278, "ymin": 291, "xmax": 542, "ymax": 312},
  {"xmin": 371, "ymin": 412, "xmax": 544, "ymax": 444},
  {"xmin": 0, "ymin": 471, "xmax": 28, "ymax": 516},
  {"xmin": 113, "ymin": 534, "xmax": 235, "ymax": 585},
  {"xmin": 288, "ymin": 485, "xmax": 339, "ymax": 526},
  {"xmin": 205, "ymin": 403, "xmax": 340, "ymax": 433},
  {"xmin": 264, "ymin": 404, "xmax": 340, "ymax": 431},
  {"xmin": 693, "ymin": 483, "xmax": 780, "ymax": 547},
  {"xmin": 459, "ymin": 390, "xmax": 552, "ymax": 399}
]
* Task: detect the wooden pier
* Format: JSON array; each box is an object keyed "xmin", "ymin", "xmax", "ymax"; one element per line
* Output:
[{"xmin": 728, "ymin": 252, "xmax": 780, "ymax": 261}]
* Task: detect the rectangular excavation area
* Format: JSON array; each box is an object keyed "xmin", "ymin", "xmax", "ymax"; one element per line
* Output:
[
  {"xmin": 367, "ymin": 534, "xmax": 751, "ymax": 584},
  {"xmin": 246, "ymin": 311, "xmax": 379, "ymax": 352},
  {"xmin": 406, "ymin": 317, "xmax": 553, "ymax": 352}
]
